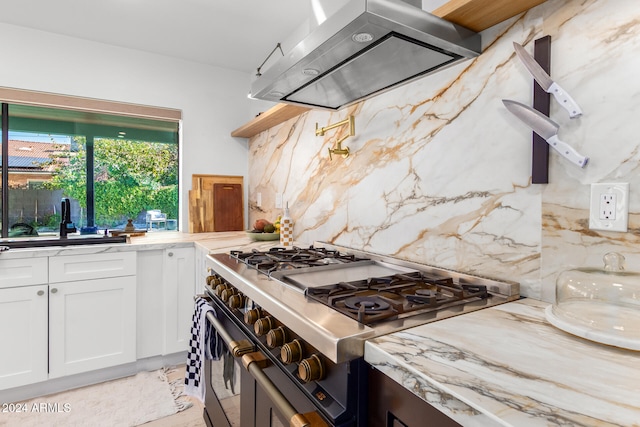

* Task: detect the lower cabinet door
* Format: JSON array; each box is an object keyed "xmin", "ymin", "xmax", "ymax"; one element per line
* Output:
[
  {"xmin": 49, "ymin": 276, "xmax": 136, "ymax": 378},
  {"xmin": 368, "ymin": 366, "xmax": 462, "ymax": 427},
  {"xmin": 163, "ymin": 247, "xmax": 195, "ymax": 355},
  {"xmin": 0, "ymin": 285, "xmax": 48, "ymax": 390}
]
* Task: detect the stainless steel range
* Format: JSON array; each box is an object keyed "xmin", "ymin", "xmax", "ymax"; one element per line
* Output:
[{"xmin": 201, "ymin": 243, "xmax": 519, "ymax": 427}]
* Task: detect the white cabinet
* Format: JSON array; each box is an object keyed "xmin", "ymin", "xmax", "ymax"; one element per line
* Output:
[
  {"xmin": 136, "ymin": 249, "xmax": 164, "ymax": 359},
  {"xmin": 48, "ymin": 276, "xmax": 136, "ymax": 378},
  {"xmin": 0, "ymin": 244, "xmax": 201, "ymax": 391},
  {"xmin": 0, "ymin": 251, "xmax": 137, "ymax": 390},
  {"xmin": 137, "ymin": 247, "xmax": 195, "ymax": 358},
  {"xmin": 48, "ymin": 252, "xmax": 137, "ymax": 378},
  {"xmin": 163, "ymin": 247, "xmax": 195, "ymax": 354},
  {"xmin": 49, "ymin": 252, "xmax": 136, "ymax": 283},
  {"xmin": 0, "ymin": 285, "xmax": 48, "ymax": 389},
  {"xmin": 0, "ymin": 257, "xmax": 48, "ymax": 289}
]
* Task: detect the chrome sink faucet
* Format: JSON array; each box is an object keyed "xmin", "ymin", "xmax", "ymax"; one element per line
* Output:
[{"xmin": 59, "ymin": 198, "xmax": 77, "ymax": 238}]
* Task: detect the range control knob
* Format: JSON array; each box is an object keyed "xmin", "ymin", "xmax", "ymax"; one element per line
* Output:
[
  {"xmin": 220, "ymin": 288, "xmax": 237, "ymax": 302},
  {"xmin": 281, "ymin": 339, "xmax": 303, "ymax": 365},
  {"xmin": 254, "ymin": 316, "xmax": 274, "ymax": 336},
  {"xmin": 206, "ymin": 275, "xmax": 223, "ymax": 286},
  {"xmin": 244, "ymin": 308, "xmax": 262, "ymax": 325},
  {"xmin": 298, "ymin": 354, "xmax": 325, "ymax": 383},
  {"xmin": 227, "ymin": 293, "xmax": 244, "ymax": 309},
  {"xmin": 266, "ymin": 326, "xmax": 287, "ymax": 349},
  {"xmin": 215, "ymin": 283, "xmax": 230, "ymax": 297}
]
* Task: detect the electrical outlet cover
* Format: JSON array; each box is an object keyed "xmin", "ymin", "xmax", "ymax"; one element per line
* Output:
[{"xmin": 589, "ymin": 183, "xmax": 629, "ymax": 232}]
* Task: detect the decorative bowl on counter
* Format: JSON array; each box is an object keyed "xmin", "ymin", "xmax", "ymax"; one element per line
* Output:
[
  {"xmin": 545, "ymin": 252, "xmax": 640, "ymax": 351},
  {"xmin": 246, "ymin": 231, "xmax": 280, "ymax": 241}
]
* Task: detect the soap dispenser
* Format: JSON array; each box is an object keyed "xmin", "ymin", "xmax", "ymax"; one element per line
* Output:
[{"xmin": 279, "ymin": 202, "xmax": 293, "ymax": 247}]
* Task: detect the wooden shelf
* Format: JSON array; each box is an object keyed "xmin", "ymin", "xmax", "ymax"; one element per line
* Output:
[
  {"xmin": 231, "ymin": 0, "xmax": 548, "ymax": 138},
  {"xmin": 432, "ymin": 0, "xmax": 548, "ymax": 32},
  {"xmin": 231, "ymin": 103, "xmax": 310, "ymax": 138}
]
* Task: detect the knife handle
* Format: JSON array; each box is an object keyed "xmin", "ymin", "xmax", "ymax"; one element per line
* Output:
[
  {"xmin": 546, "ymin": 135, "xmax": 589, "ymax": 168},
  {"xmin": 548, "ymin": 82, "xmax": 582, "ymax": 118}
]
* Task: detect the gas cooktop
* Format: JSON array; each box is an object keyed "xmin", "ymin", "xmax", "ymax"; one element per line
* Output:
[{"xmin": 207, "ymin": 243, "xmax": 520, "ymax": 363}]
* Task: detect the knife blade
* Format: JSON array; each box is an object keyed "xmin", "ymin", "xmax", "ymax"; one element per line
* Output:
[
  {"xmin": 502, "ymin": 99, "xmax": 588, "ymax": 168},
  {"xmin": 513, "ymin": 42, "xmax": 582, "ymax": 118}
]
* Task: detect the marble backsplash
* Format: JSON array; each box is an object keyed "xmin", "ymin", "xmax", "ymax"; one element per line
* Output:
[{"xmin": 247, "ymin": 0, "xmax": 640, "ymax": 301}]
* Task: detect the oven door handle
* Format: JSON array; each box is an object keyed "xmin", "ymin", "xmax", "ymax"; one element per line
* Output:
[
  {"xmin": 205, "ymin": 311, "xmax": 255, "ymax": 357},
  {"xmin": 242, "ymin": 352, "xmax": 329, "ymax": 427}
]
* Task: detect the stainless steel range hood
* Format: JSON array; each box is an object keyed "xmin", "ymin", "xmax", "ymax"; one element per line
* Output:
[{"xmin": 250, "ymin": 0, "xmax": 481, "ymax": 110}]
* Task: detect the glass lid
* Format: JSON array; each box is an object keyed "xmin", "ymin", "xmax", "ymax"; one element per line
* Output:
[{"xmin": 545, "ymin": 252, "xmax": 640, "ymax": 351}]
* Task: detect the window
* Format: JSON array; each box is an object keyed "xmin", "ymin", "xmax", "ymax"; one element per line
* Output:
[{"xmin": 1, "ymin": 98, "xmax": 180, "ymax": 238}]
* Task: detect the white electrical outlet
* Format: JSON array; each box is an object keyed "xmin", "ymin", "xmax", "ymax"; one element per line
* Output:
[
  {"xmin": 599, "ymin": 194, "xmax": 616, "ymax": 220},
  {"xmin": 256, "ymin": 192, "xmax": 262, "ymax": 208},
  {"xmin": 275, "ymin": 193, "xmax": 283, "ymax": 209},
  {"xmin": 589, "ymin": 183, "xmax": 629, "ymax": 232}
]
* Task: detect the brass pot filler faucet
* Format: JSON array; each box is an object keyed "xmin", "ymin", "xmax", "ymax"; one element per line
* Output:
[{"xmin": 315, "ymin": 115, "xmax": 355, "ymax": 160}]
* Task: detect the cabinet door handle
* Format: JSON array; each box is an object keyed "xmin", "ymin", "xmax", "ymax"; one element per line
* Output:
[
  {"xmin": 168, "ymin": 252, "xmax": 174, "ymax": 257},
  {"xmin": 51, "ymin": 288, "xmax": 58, "ymax": 294},
  {"xmin": 37, "ymin": 290, "xmax": 45, "ymax": 296}
]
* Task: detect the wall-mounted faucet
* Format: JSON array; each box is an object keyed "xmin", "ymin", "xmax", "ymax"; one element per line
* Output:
[
  {"xmin": 316, "ymin": 115, "xmax": 355, "ymax": 160},
  {"xmin": 59, "ymin": 198, "xmax": 77, "ymax": 238}
]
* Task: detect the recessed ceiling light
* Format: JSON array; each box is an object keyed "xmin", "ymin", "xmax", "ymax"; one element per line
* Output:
[{"xmin": 352, "ymin": 33, "xmax": 374, "ymax": 43}]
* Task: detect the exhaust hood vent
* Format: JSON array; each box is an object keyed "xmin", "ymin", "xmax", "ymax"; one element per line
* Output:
[{"xmin": 250, "ymin": 0, "xmax": 481, "ymax": 111}]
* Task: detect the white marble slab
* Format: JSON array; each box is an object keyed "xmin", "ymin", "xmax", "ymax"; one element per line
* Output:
[{"xmin": 365, "ymin": 299, "xmax": 640, "ymax": 426}]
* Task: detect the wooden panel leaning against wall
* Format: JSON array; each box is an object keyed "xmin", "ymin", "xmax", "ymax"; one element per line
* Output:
[{"xmin": 189, "ymin": 174, "xmax": 244, "ymax": 233}]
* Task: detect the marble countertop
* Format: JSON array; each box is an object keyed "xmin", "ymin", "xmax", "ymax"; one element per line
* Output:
[
  {"xmin": 131, "ymin": 230, "xmax": 285, "ymax": 253},
  {"xmin": 365, "ymin": 298, "xmax": 640, "ymax": 427},
  {"xmin": 0, "ymin": 231, "xmax": 285, "ymax": 259}
]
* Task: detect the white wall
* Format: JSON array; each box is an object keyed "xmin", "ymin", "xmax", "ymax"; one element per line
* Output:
[{"xmin": 0, "ymin": 23, "xmax": 252, "ymax": 230}]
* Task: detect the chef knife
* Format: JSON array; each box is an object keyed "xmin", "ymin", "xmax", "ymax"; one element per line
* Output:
[
  {"xmin": 513, "ymin": 42, "xmax": 582, "ymax": 118},
  {"xmin": 502, "ymin": 99, "xmax": 589, "ymax": 168}
]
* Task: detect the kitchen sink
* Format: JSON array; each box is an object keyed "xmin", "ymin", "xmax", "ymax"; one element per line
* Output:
[{"xmin": 0, "ymin": 234, "xmax": 128, "ymax": 249}]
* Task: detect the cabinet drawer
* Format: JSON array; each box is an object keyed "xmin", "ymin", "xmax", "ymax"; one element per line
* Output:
[
  {"xmin": 0, "ymin": 257, "xmax": 48, "ymax": 289},
  {"xmin": 49, "ymin": 252, "xmax": 137, "ymax": 283}
]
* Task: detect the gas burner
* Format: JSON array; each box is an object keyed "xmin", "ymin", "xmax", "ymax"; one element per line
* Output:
[
  {"xmin": 344, "ymin": 296, "xmax": 391, "ymax": 312},
  {"xmin": 230, "ymin": 246, "xmax": 369, "ymax": 276},
  {"xmin": 406, "ymin": 289, "xmax": 443, "ymax": 306}
]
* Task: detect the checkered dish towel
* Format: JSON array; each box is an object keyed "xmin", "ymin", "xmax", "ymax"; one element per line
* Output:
[{"xmin": 184, "ymin": 297, "xmax": 222, "ymax": 402}]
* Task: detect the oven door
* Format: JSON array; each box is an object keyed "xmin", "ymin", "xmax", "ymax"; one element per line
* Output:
[
  {"xmin": 243, "ymin": 351, "xmax": 330, "ymax": 427},
  {"xmin": 202, "ymin": 297, "xmax": 330, "ymax": 427},
  {"xmin": 203, "ymin": 303, "xmax": 249, "ymax": 427}
]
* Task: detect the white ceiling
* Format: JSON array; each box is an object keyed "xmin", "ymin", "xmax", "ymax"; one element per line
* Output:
[{"xmin": 0, "ymin": 0, "xmax": 314, "ymax": 74}]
